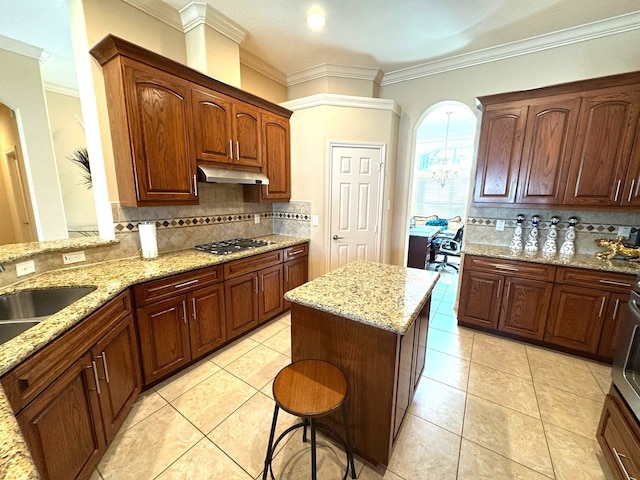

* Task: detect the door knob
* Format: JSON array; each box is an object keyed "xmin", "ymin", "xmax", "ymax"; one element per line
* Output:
[{"xmin": 332, "ymin": 235, "xmax": 343, "ymax": 240}]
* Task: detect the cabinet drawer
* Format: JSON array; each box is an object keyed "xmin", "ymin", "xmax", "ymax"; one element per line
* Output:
[
  {"xmin": 463, "ymin": 256, "xmax": 555, "ymax": 281},
  {"xmin": 598, "ymin": 390, "xmax": 640, "ymax": 480},
  {"xmin": 224, "ymin": 249, "xmax": 283, "ymax": 279},
  {"xmin": 555, "ymin": 267, "xmax": 635, "ymax": 293},
  {"xmin": 283, "ymin": 243, "xmax": 308, "ymax": 261},
  {"xmin": 1, "ymin": 290, "xmax": 132, "ymax": 413},
  {"xmin": 133, "ymin": 265, "xmax": 223, "ymax": 307}
]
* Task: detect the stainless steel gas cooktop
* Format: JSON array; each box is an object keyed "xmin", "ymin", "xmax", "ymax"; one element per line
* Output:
[{"xmin": 195, "ymin": 238, "xmax": 274, "ymax": 255}]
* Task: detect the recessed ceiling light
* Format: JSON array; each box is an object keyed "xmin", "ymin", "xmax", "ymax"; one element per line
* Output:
[{"xmin": 306, "ymin": 12, "xmax": 326, "ymax": 29}]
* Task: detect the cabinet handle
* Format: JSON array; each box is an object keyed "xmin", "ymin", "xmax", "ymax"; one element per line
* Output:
[
  {"xmin": 229, "ymin": 139, "xmax": 234, "ymax": 160},
  {"xmin": 101, "ymin": 352, "xmax": 110, "ymax": 384},
  {"xmin": 182, "ymin": 300, "xmax": 187, "ymax": 324},
  {"xmin": 288, "ymin": 248, "xmax": 304, "ymax": 256},
  {"xmin": 598, "ymin": 297, "xmax": 606, "ymax": 317},
  {"xmin": 505, "ymin": 282, "xmax": 511, "ymax": 301},
  {"xmin": 193, "ymin": 174, "xmax": 198, "ymax": 197},
  {"xmin": 613, "ymin": 298, "xmax": 621, "ymax": 319},
  {"xmin": 236, "ymin": 141, "xmax": 240, "ymax": 159},
  {"xmin": 599, "ymin": 279, "xmax": 632, "ymax": 287},
  {"xmin": 497, "ymin": 280, "xmax": 502, "ymax": 298},
  {"xmin": 91, "ymin": 360, "xmax": 101, "ymax": 395},
  {"xmin": 613, "ymin": 448, "xmax": 637, "ymax": 480},
  {"xmin": 261, "ymin": 274, "xmax": 265, "ymax": 292},
  {"xmin": 175, "ymin": 279, "xmax": 199, "ymax": 289},
  {"xmin": 629, "ymin": 179, "xmax": 636, "ymax": 203},
  {"xmin": 615, "ymin": 179, "xmax": 622, "ymax": 201},
  {"xmin": 191, "ymin": 297, "xmax": 197, "ymax": 319},
  {"xmin": 493, "ymin": 264, "xmax": 519, "ymax": 272}
]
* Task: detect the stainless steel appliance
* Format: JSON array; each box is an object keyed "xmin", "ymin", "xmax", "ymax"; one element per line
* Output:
[
  {"xmin": 195, "ymin": 238, "xmax": 273, "ymax": 255},
  {"xmin": 613, "ymin": 276, "xmax": 640, "ymax": 420}
]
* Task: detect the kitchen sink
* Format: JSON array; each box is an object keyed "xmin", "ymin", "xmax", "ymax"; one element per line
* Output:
[{"xmin": 0, "ymin": 286, "xmax": 96, "ymax": 344}]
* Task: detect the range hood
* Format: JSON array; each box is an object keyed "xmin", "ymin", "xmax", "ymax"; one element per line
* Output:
[{"xmin": 196, "ymin": 165, "xmax": 269, "ymax": 185}]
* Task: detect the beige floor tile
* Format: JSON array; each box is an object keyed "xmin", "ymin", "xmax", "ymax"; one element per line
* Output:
[
  {"xmin": 261, "ymin": 379, "xmax": 275, "ymax": 399},
  {"xmin": 471, "ymin": 337, "xmax": 532, "ymax": 379},
  {"xmin": 409, "ymin": 377, "xmax": 466, "ymax": 435},
  {"xmin": 170, "ymin": 369, "xmax": 257, "ymax": 434},
  {"xmin": 545, "ymin": 424, "xmax": 614, "ymax": 480},
  {"xmin": 468, "ymin": 363, "xmax": 539, "ymax": 419},
  {"xmin": 529, "ymin": 353, "xmax": 604, "ymax": 402},
  {"xmin": 526, "ymin": 344, "xmax": 592, "ymax": 370},
  {"xmin": 263, "ymin": 327, "xmax": 292, "ymax": 357},
  {"xmin": 278, "ymin": 311, "xmax": 292, "ymax": 325},
  {"xmin": 225, "ymin": 343, "xmax": 291, "ymax": 390},
  {"xmin": 423, "ymin": 348, "xmax": 470, "ymax": 391},
  {"xmin": 89, "ymin": 470, "xmax": 102, "ymax": 480},
  {"xmin": 155, "ymin": 438, "xmax": 252, "ymax": 479},
  {"xmin": 116, "ymin": 389, "xmax": 168, "ymax": 435},
  {"xmin": 98, "ymin": 405, "xmax": 203, "ymax": 480},
  {"xmin": 429, "ymin": 313, "xmax": 474, "ymax": 338},
  {"xmin": 535, "ymin": 383, "xmax": 605, "ymax": 439},
  {"xmin": 269, "ymin": 433, "xmax": 363, "ymax": 480},
  {"xmin": 386, "ymin": 413, "xmax": 460, "ymax": 480},
  {"xmin": 473, "ymin": 331, "xmax": 528, "ymax": 355},
  {"xmin": 427, "ymin": 328, "xmax": 473, "ymax": 360},
  {"xmin": 358, "ymin": 463, "xmax": 404, "ymax": 479},
  {"xmin": 154, "ymin": 358, "xmax": 220, "ymax": 402},
  {"xmin": 588, "ymin": 361, "xmax": 613, "ymax": 395},
  {"xmin": 208, "ymin": 392, "xmax": 298, "ymax": 478},
  {"xmin": 462, "ymin": 394, "xmax": 554, "ymax": 478},
  {"xmin": 458, "ymin": 439, "xmax": 551, "ymax": 480},
  {"xmin": 210, "ymin": 337, "xmax": 260, "ymax": 367},
  {"xmin": 248, "ymin": 318, "xmax": 289, "ymax": 343}
]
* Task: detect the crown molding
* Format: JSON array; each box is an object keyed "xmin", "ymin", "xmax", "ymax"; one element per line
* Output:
[
  {"xmin": 0, "ymin": 34, "xmax": 49, "ymax": 61},
  {"xmin": 240, "ymin": 49, "xmax": 287, "ymax": 86},
  {"xmin": 382, "ymin": 11, "xmax": 640, "ymax": 86},
  {"xmin": 281, "ymin": 93, "xmax": 401, "ymax": 116},
  {"xmin": 179, "ymin": 2, "xmax": 247, "ymax": 43},
  {"xmin": 287, "ymin": 64, "xmax": 383, "ymax": 87},
  {"xmin": 120, "ymin": 0, "xmax": 183, "ymax": 31},
  {"xmin": 43, "ymin": 82, "xmax": 80, "ymax": 97}
]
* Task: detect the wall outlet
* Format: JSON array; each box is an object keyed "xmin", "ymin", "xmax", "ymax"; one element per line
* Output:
[
  {"xmin": 618, "ymin": 226, "xmax": 632, "ymax": 238},
  {"xmin": 496, "ymin": 219, "xmax": 506, "ymax": 231},
  {"xmin": 63, "ymin": 251, "xmax": 86, "ymax": 264},
  {"xmin": 16, "ymin": 260, "xmax": 35, "ymax": 277},
  {"xmin": 254, "ymin": 214, "xmax": 260, "ymax": 224}
]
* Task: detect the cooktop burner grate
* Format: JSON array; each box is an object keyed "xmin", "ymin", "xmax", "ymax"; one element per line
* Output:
[{"xmin": 195, "ymin": 238, "xmax": 274, "ymax": 255}]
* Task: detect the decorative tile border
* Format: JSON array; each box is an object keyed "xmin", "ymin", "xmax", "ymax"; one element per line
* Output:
[{"xmin": 467, "ymin": 217, "xmax": 638, "ymax": 234}]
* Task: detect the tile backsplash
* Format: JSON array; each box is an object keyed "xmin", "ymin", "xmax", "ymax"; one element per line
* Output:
[{"xmin": 466, "ymin": 205, "xmax": 640, "ymax": 254}]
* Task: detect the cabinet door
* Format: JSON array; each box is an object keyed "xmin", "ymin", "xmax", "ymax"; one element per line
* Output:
[
  {"xmin": 259, "ymin": 264, "xmax": 284, "ymax": 323},
  {"xmin": 458, "ymin": 270, "xmax": 503, "ymax": 329},
  {"xmin": 232, "ymin": 102, "xmax": 261, "ymax": 168},
  {"xmin": 516, "ymin": 97, "xmax": 580, "ymax": 204},
  {"xmin": 473, "ymin": 105, "xmax": 528, "ymax": 203},
  {"xmin": 92, "ymin": 314, "xmax": 142, "ymax": 443},
  {"xmin": 283, "ymin": 256, "xmax": 308, "ymax": 310},
  {"xmin": 261, "ymin": 112, "xmax": 291, "ymax": 201},
  {"xmin": 598, "ymin": 393, "xmax": 640, "ymax": 480},
  {"xmin": 412, "ymin": 301, "xmax": 430, "ymax": 390},
  {"xmin": 565, "ymin": 87, "xmax": 640, "ymax": 206},
  {"xmin": 598, "ymin": 292, "xmax": 629, "ymax": 362},
  {"xmin": 394, "ymin": 321, "xmax": 416, "ymax": 441},
  {"xmin": 225, "ymin": 272, "xmax": 259, "ymax": 338},
  {"xmin": 188, "ymin": 284, "xmax": 227, "ymax": 360},
  {"xmin": 545, "ymin": 285, "xmax": 609, "ymax": 353},
  {"xmin": 192, "ymin": 88, "xmax": 233, "ymax": 164},
  {"xmin": 498, "ymin": 278, "xmax": 553, "ymax": 340},
  {"xmin": 123, "ymin": 61, "xmax": 197, "ymax": 205},
  {"xmin": 17, "ymin": 353, "xmax": 105, "ymax": 480},
  {"xmin": 136, "ymin": 296, "xmax": 191, "ymax": 384}
]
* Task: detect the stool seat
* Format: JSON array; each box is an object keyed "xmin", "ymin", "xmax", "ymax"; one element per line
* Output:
[{"xmin": 273, "ymin": 360, "xmax": 347, "ymax": 418}]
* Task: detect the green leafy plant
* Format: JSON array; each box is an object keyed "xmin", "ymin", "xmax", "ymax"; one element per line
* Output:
[{"xmin": 67, "ymin": 147, "xmax": 92, "ymax": 188}]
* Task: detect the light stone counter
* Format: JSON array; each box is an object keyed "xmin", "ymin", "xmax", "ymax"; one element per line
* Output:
[
  {"xmin": 463, "ymin": 243, "xmax": 640, "ymax": 276},
  {"xmin": 284, "ymin": 260, "xmax": 440, "ymax": 335},
  {"xmin": 0, "ymin": 234, "xmax": 308, "ymax": 480},
  {"xmin": 0, "ymin": 237, "xmax": 118, "ymax": 265}
]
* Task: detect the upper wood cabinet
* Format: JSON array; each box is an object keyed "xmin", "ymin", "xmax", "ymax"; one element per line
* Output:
[{"xmin": 474, "ymin": 71, "xmax": 640, "ymax": 209}]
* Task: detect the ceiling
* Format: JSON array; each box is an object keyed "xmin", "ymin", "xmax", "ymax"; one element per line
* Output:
[{"xmin": 1, "ymin": 0, "xmax": 639, "ymax": 90}]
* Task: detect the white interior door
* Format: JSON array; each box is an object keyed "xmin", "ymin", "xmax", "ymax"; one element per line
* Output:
[{"xmin": 329, "ymin": 144, "xmax": 384, "ymax": 271}]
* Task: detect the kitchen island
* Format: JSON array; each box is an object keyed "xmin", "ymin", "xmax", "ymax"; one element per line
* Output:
[{"xmin": 284, "ymin": 261, "xmax": 439, "ymax": 466}]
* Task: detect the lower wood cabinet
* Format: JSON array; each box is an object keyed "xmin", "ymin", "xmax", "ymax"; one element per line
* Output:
[
  {"xmin": 283, "ymin": 255, "xmax": 309, "ymax": 310},
  {"xmin": 598, "ymin": 386, "xmax": 640, "ymax": 480},
  {"xmin": 499, "ymin": 277, "xmax": 553, "ymax": 340},
  {"xmin": 225, "ymin": 271, "xmax": 260, "ymax": 338}
]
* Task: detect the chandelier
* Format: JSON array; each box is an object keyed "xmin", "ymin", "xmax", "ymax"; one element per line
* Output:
[{"xmin": 429, "ymin": 111, "xmax": 458, "ymax": 188}]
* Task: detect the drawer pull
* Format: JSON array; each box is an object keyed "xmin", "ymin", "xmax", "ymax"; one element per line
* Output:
[
  {"xmin": 599, "ymin": 279, "xmax": 632, "ymax": 287},
  {"xmin": 101, "ymin": 352, "xmax": 110, "ymax": 384},
  {"xmin": 613, "ymin": 448, "xmax": 637, "ymax": 480},
  {"xmin": 288, "ymin": 248, "xmax": 304, "ymax": 256},
  {"xmin": 598, "ymin": 297, "xmax": 606, "ymax": 317},
  {"xmin": 174, "ymin": 279, "xmax": 199, "ymax": 289},
  {"xmin": 613, "ymin": 298, "xmax": 621, "ymax": 320},
  {"xmin": 90, "ymin": 361, "xmax": 101, "ymax": 395},
  {"xmin": 493, "ymin": 264, "xmax": 519, "ymax": 272}
]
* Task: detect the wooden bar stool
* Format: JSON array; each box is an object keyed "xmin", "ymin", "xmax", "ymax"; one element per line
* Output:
[{"xmin": 262, "ymin": 359, "xmax": 357, "ymax": 480}]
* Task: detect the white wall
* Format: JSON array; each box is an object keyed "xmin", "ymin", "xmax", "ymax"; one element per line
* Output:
[{"xmin": 380, "ymin": 29, "xmax": 640, "ymax": 266}]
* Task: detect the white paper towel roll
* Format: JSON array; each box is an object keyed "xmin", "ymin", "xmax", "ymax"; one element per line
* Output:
[{"xmin": 139, "ymin": 222, "xmax": 158, "ymax": 259}]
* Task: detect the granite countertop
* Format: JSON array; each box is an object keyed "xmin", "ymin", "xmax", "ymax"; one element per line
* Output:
[
  {"xmin": 284, "ymin": 260, "xmax": 440, "ymax": 335},
  {"xmin": 0, "ymin": 234, "xmax": 308, "ymax": 480},
  {"xmin": 463, "ymin": 243, "xmax": 640, "ymax": 275},
  {"xmin": 0, "ymin": 237, "xmax": 118, "ymax": 264}
]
